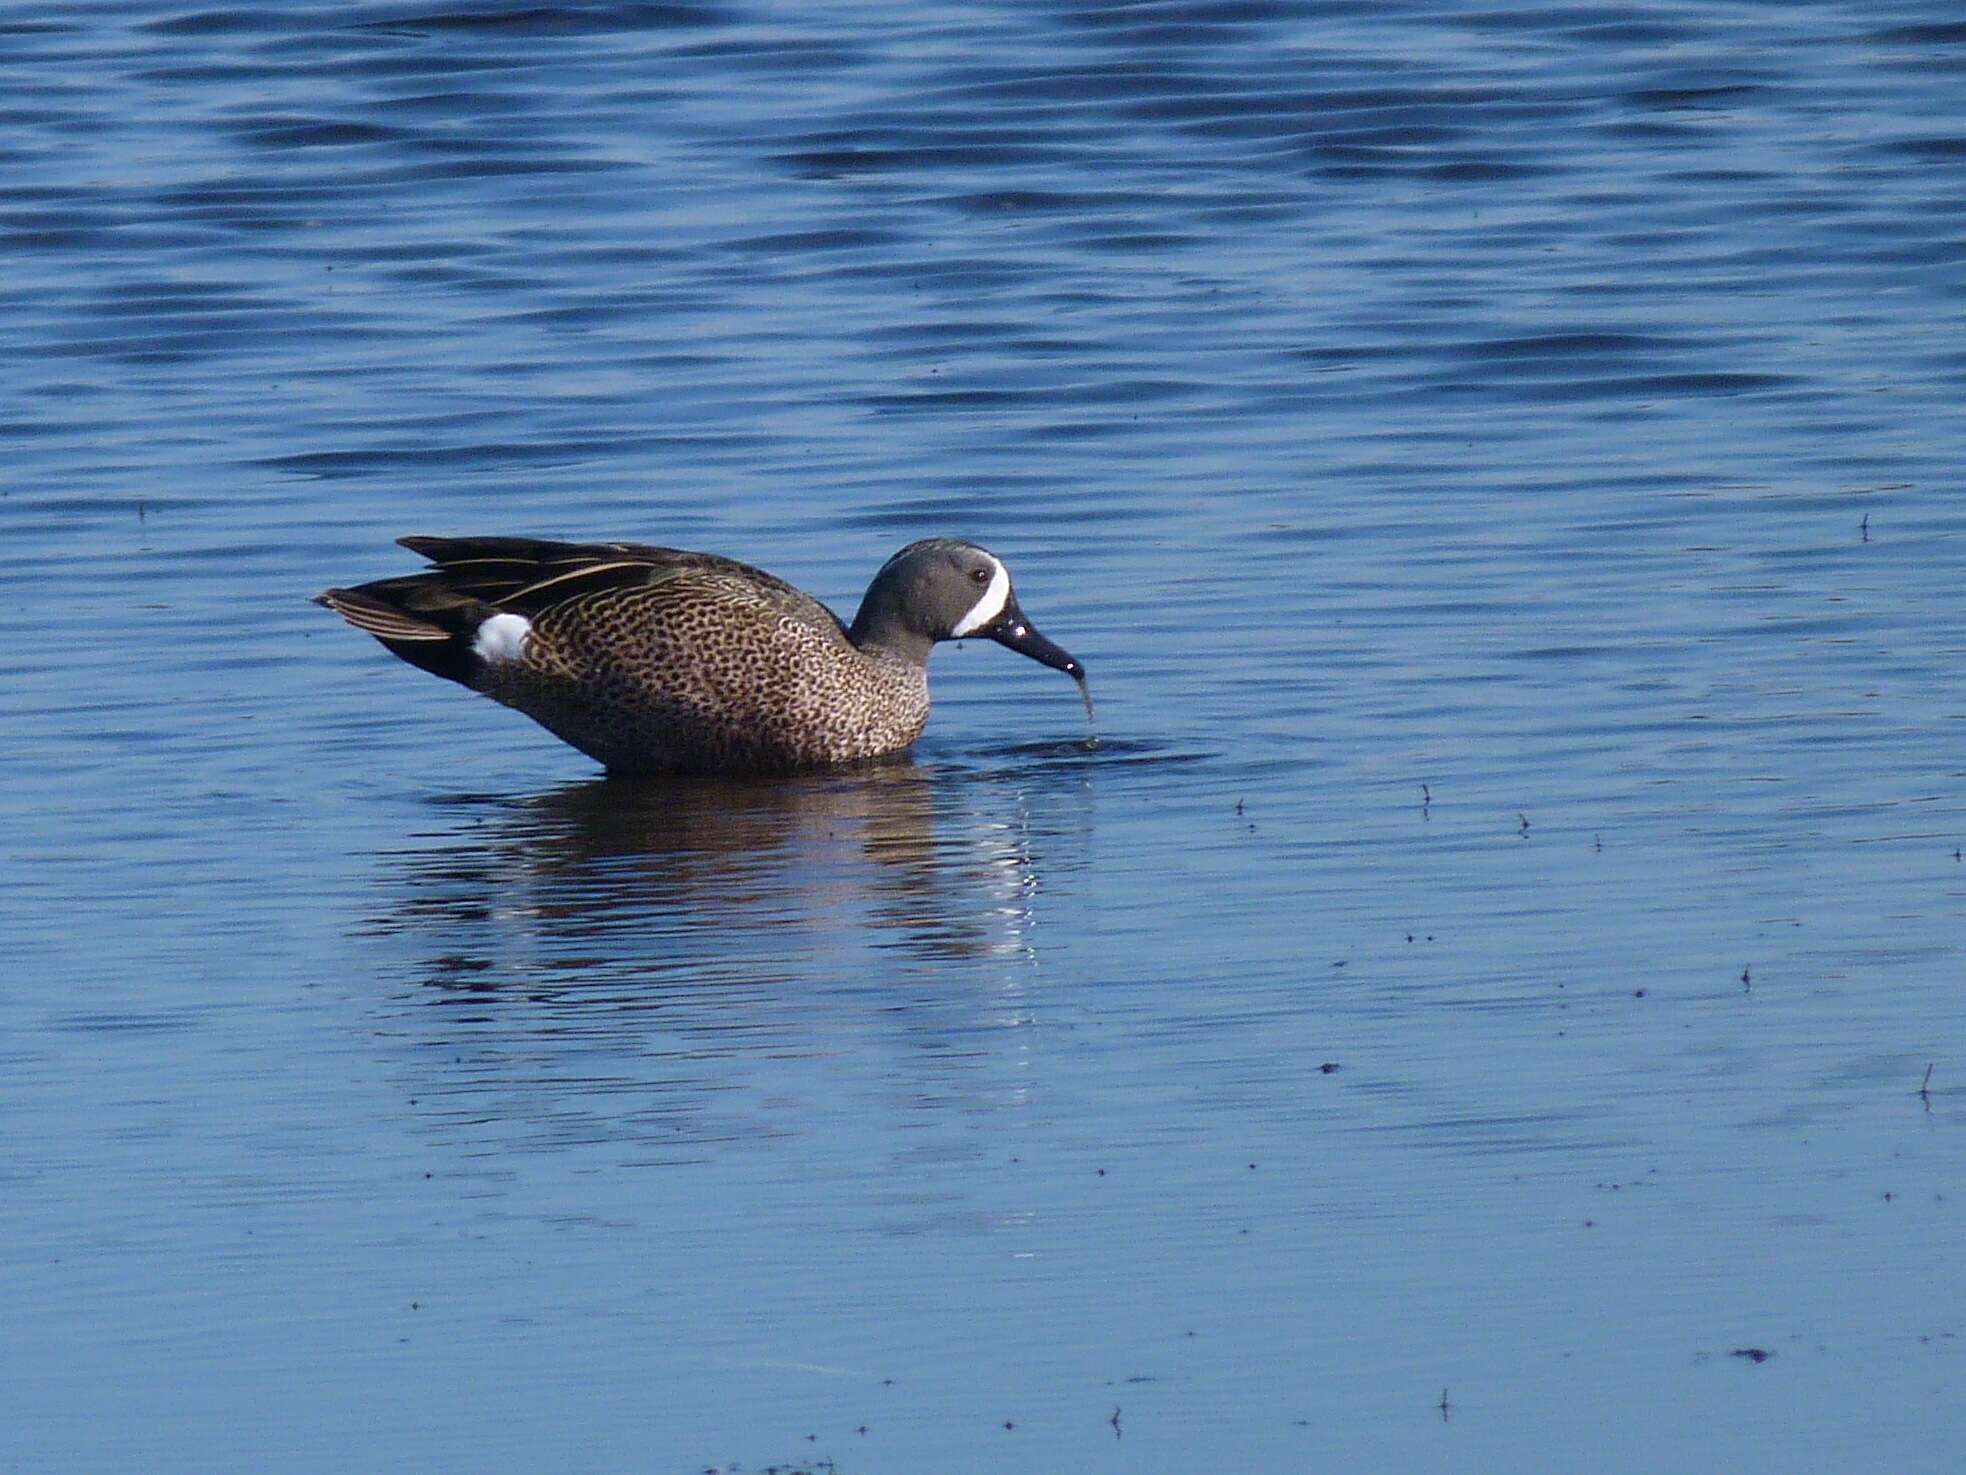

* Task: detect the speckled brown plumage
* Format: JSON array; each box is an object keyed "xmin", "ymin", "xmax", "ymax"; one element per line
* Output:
[
  {"xmin": 487, "ymin": 570, "xmax": 928, "ymax": 774},
  {"xmin": 315, "ymin": 535, "xmax": 1084, "ymax": 777}
]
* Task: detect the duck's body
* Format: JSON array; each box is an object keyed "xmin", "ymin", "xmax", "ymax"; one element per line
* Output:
[{"xmin": 316, "ymin": 536, "xmax": 1083, "ymax": 776}]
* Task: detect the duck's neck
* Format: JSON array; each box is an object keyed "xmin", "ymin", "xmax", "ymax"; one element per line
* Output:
[{"xmin": 848, "ymin": 598, "xmax": 935, "ymax": 668}]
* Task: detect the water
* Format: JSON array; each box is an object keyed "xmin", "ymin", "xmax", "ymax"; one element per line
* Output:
[{"xmin": 5, "ymin": 2, "xmax": 1965, "ymax": 1470}]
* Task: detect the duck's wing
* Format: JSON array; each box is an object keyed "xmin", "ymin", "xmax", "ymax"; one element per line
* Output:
[{"xmin": 394, "ymin": 535, "xmax": 828, "ymax": 622}]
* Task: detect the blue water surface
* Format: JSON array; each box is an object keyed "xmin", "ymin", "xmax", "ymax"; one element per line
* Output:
[{"xmin": 3, "ymin": 3, "xmax": 1964, "ymax": 1471}]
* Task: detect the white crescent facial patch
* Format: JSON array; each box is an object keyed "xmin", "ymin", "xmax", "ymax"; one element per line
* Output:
[{"xmin": 951, "ymin": 557, "xmax": 1010, "ymax": 638}]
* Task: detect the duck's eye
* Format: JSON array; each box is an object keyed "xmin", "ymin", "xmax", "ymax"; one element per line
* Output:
[{"xmin": 970, "ymin": 567, "xmax": 990, "ymax": 584}]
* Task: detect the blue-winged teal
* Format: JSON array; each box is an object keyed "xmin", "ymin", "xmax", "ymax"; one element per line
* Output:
[{"xmin": 316, "ymin": 536, "xmax": 1087, "ymax": 775}]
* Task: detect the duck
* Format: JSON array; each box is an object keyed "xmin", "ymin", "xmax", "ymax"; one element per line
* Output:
[{"xmin": 315, "ymin": 535, "xmax": 1087, "ymax": 775}]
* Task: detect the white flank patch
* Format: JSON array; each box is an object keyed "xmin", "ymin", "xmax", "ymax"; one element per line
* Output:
[
  {"xmin": 472, "ymin": 611, "xmax": 532, "ymax": 664},
  {"xmin": 950, "ymin": 557, "xmax": 1010, "ymax": 638}
]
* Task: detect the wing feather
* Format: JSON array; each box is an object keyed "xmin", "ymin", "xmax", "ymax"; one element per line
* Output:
[{"xmin": 394, "ymin": 535, "xmax": 844, "ymax": 633}]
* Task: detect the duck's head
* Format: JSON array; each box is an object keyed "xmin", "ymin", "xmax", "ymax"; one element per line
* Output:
[{"xmin": 852, "ymin": 538, "xmax": 1083, "ymax": 679}]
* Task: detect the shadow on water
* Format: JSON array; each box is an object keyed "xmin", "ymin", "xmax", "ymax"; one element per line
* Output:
[
  {"xmin": 366, "ymin": 762, "xmax": 1003, "ymax": 976},
  {"xmin": 357, "ymin": 741, "xmax": 1198, "ymax": 996},
  {"xmin": 960, "ymin": 735, "xmax": 1215, "ymax": 776},
  {"xmin": 349, "ymin": 749, "xmax": 1176, "ymax": 1154}
]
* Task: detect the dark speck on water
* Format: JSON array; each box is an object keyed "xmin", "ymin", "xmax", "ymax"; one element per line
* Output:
[{"xmin": 6, "ymin": 4, "xmax": 1965, "ymax": 1474}]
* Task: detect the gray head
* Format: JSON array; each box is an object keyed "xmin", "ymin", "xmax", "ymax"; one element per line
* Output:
[{"xmin": 849, "ymin": 538, "xmax": 1083, "ymax": 679}]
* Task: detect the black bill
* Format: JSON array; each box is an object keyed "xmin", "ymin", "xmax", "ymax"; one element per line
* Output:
[{"xmin": 986, "ymin": 594, "xmax": 1084, "ymax": 679}]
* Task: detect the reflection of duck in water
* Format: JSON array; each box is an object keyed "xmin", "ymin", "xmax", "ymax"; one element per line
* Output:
[
  {"xmin": 365, "ymin": 762, "xmax": 1089, "ymax": 1157},
  {"xmin": 317, "ymin": 537, "xmax": 1089, "ymax": 775},
  {"xmin": 373, "ymin": 762, "xmax": 1048, "ymax": 980}
]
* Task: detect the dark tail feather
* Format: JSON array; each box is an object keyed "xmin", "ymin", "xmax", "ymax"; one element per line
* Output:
[{"xmin": 314, "ymin": 580, "xmax": 486, "ymax": 686}]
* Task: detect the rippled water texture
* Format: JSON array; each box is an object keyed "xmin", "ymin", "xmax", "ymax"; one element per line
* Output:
[{"xmin": 4, "ymin": 3, "xmax": 1965, "ymax": 1472}]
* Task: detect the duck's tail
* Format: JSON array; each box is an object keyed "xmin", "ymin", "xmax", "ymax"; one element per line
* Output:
[{"xmin": 313, "ymin": 577, "xmax": 492, "ymax": 686}]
